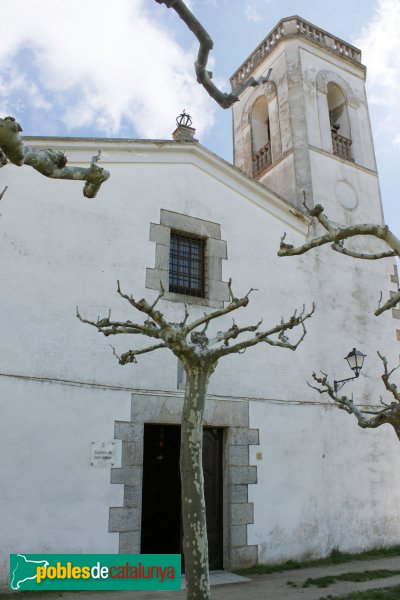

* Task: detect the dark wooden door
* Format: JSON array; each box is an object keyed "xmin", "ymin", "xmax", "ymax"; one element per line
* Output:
[
  {"xmin": 141, "ymin": 424, "xmax": 223, "ymax": 570},
  {"xmin": 202, "ymin": 427, "xmax": 223, "ymax": 569}
]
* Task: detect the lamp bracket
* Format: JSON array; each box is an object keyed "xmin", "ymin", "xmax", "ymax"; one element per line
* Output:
[{"xmin": 334, "ymin": 373, "xmax": 359, "ymax": 394}]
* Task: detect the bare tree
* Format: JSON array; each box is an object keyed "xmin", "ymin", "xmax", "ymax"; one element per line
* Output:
[
  {"xmin": 78, "ymin": 280, "xmax": 313, "ymax": 600},
  {"xmin": 0, "ymin": 116, "xmax": 109, "ymax": 198},
  {"xmin": 278, "ymin": 196, "xmax": 400, "ymax": 438}
]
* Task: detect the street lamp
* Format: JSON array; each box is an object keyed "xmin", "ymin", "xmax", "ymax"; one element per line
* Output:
[{"xmin": 334, "ymin": 348, "xmax": 366, "ymax": 394}]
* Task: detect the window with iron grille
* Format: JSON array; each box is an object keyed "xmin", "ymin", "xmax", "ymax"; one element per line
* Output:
[{"xmin": 169, "ymin": 232, "xmax": 205, "ymax": 297}]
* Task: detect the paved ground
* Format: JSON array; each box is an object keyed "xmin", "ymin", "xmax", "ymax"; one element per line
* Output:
[{"xmin": 2, "ymin": 556, "xmax": 400, "ymax": 600}]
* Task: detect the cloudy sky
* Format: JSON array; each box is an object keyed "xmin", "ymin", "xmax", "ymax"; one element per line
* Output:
[{"xmin": 0, "ymin": 0, "xmax": 399, "ymax": 232}]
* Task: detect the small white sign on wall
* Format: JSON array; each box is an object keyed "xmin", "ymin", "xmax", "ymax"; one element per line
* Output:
[{"xmin": 90, "ymin": 442, "xmax": 116, "ymax": 467}]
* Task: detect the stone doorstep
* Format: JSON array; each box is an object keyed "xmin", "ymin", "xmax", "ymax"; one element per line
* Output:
[{"xmin": 181, "ymin": 570, "xmax": 251, "ymax": 589}]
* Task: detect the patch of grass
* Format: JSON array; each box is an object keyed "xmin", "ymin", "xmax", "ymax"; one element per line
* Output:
[
  {"xmin": 234, "ymin": 545, "xmax": 400, "ymax": 575},
  {"xmin": 318, "ymin": 584, "xmax": 400, "ymax": 599},
  {"xmin": 303, "ymin": 569, "xmax": 400, "ymax": 588}
]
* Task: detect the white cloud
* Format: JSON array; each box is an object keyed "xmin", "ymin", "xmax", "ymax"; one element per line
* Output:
[
  {"xmin": 354, "ymin": 0, "xmax": 400, "ymax": 147},
  {"xmin": 245, "ymin": 5, "xmax": 263, "ymax": 23},
  {"xmin": 244, "ymin": 1, "xmax": 271, "ymax": 23},
  {"xmin": 0, "ymin": 0, "xmax": 216, "ymax": 138}
]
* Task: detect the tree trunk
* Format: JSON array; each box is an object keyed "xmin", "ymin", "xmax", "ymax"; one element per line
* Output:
[{"xmin": 180, "ymin": 365, "xmax": 211, "ymax": 600}]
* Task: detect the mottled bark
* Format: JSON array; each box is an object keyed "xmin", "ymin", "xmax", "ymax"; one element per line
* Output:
[
  {"xmin": 278, "ymin": 199, "xmax": 400, "ymax": 316},
  {"xmin": 155, "ymin": 0, "xmax": 271, "ymax": 108},
  {"xmin": 392, "ymin": 424, "xmax": 400, "ymax": 441},
  {"xmin": 0, "ymin": 116, "xmax": 109, "ymax": 198},
  {"xmin": 181, "ymin": 365, "xmax": 213, "ymax": 600}
]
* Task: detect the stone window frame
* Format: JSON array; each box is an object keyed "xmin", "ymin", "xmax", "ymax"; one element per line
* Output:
[
  {"xmin": 109, "ymin": 393, "xmax": 259, "ymax": 570},
  {"xmin": 145, "ymin": 209, "xmax": 229, "ymax": 308}
]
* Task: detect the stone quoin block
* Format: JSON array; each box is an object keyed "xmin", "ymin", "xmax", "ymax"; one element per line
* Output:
[
  {"xmin": 231, "ymin": 525, "xmax": 248, "ymax": 548},
  {"xmin": 114, "ymin": 421, "xmax": 143, "ymax": 442},
  {"xmin": 229, "ymin": 484, "xmax": 248, "ymax": 503},
  {"xmin": 230, "ymin": 465, "xmax": 257, "ymax": 485},
  {"xmin": 122, "ymin": 442, "xmax": 143, "ymax": 466},
  {"xmin": 230, "ymin": 545, "xmax": 258, "ymax": 569},
  {"xmin": 230, "ymin": 502, "xmax": 254, "ymax": 525},
  {"xmin": 123, "ymin": 485, "xmax": 142, "ymax": 508},
  {"xmin": 227, "ymin": 427, "xmax": 259, "ymax": 446},
  {"xmin": 110, "ymin": 466, "xmax": 142, "ymax": 486},
  {"xmin": 119, "ymin": 531, "xmax": 141, "ymax": 554},
  {"xmin": 149, "ymin": 222, "xmax": 170, "ymax": 245},
  {"xmin": 207, "ymin": 237, "xmax": 228, "ymax": 259},
  {"xmin": 227, "ymin": 445, "xmax": 250, "ymax": 465},
  {"xmin": 109, "ymin": 508, "xmax": 139, "ymax": 533}
]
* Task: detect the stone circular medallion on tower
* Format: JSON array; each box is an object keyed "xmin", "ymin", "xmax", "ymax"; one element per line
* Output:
[{"xmin": 335, "ymin": 180, "xmax": 358, "ymax": 210}]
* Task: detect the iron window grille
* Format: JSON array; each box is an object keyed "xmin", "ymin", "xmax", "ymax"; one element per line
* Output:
[{"xmin": 169, "ymin": 232, "xmax": 206, "ymax": 297}]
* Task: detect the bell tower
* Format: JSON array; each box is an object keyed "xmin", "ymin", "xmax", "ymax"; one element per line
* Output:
[{"xmin": 230, "ymin": 17, "xmax": 384, "ymax": 224}]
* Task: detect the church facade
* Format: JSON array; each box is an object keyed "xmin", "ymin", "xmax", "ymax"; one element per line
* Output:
[{"xmin": 1, "ymin": 16, "xmax": 400, "ymax": 587}]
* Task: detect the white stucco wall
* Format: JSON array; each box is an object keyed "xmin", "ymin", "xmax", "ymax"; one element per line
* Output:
[
  {"xmin": 1, "ymin": 135, "xmax": 399, "ymax": 586},
  {"xmin": 248, "ymin": 399, "xmax": 400, "ymax": 563},
  {"xmin": 0, "ymin": 376, "xmax": 130, "ymax": 586},
  {"xmin": 0, "ymin": 141, "xmax": 313, "ymax": 396}
]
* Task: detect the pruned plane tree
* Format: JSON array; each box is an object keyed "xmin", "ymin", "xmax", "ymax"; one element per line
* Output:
[
  {"xmin": 279, "ymin": 196, "xmax": 400, "ymax": 441},
  {"xmin": 77, "ymin": 280, "xmax": 314, "ymax": 600}
]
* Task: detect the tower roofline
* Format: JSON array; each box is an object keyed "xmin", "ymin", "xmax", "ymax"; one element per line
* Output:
[{"xmin": 230, "ymin": 15, "xmax": 364, "ymax": 93}]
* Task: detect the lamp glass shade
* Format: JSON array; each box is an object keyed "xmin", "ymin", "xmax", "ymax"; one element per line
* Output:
[{"xmin": 345, "ymin": 348, "xmax": 366, "ymax": 375}]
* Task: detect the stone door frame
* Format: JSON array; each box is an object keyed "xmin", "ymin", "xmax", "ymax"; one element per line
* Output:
[{"xmin": 109, "ymin": 393, "xmax": 259, "ymax": 569}]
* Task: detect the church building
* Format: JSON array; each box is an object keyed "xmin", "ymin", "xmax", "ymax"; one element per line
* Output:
[{"xmin": 1, "ymin": 16, "xmax": 400, "ymax": 586}]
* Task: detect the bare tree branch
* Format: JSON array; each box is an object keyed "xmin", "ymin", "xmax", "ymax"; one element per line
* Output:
[
  {"xmin": 155, "ymin": 0, "xmax": 271, "ymax": 108},
  {"xmin": 227, "ymin": 277, "xmax": 235, "ymax": 302},
  {"xmin": 183, "ymin": 287, "xmax": 250, "ymax": 335},
  {"xmin": 0, "ymin": 148, "xmax": 7, "ymax": 167},
  {"xmin": 279, "ymin": 201, "xmax": 400, "ymax": 257},
  {"xmin": 212, "ymin": 304, "xmax": 314, "ymax": 358},
  {"xmin": 117, "ymin": 280, "xmax": 169, "ymax": 330},
  {"xmin": 375, "ymin": 291, "xmax": 400, "ymax": 317},
  {"xmin": 149, "ymin": 282, "xmax": 165, "ymax": 310},
  {"xmin": 278, "ymin": 200, "xmax": 400, "ymax": 316},
  {"xmin": 279, "ymin": 218, "xmax": 395, "ymax": 257},
  {"xmin": 378, "ymin": 351, "xmax": 400, "ymax": 401},
  {"xmin": 118, "ymin": 343, "xmax": 168, "ymax": 364},
  {"xmin": 0, "ymin": 116, "xmax": 110, "ymax": 198},
  {"xmin": 309, "ymin": 355, "xmax": 400, "ymax": 440},
  {"xmin": 76, "ymin": 306, "xmax": 161, "ymax": 339},
  {"xmin": 181, "ymin": 303, "xmax": 190, "ymax": 326},
  {"xmin": 331, "ymin": 241, "xmax": 396, "ymax": 260},
  {"xmin": 208, "ymin": 319, "xmax": 263, "ymax": 347}
]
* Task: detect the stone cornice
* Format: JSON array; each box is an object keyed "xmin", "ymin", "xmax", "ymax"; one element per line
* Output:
[
  {"xmin": 22, "ymin": 136, "xmax": 310, "ymax": 234},
  {"xmin": 230, "ymin": 16, "xmax": 364, "ymax": 93}
]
